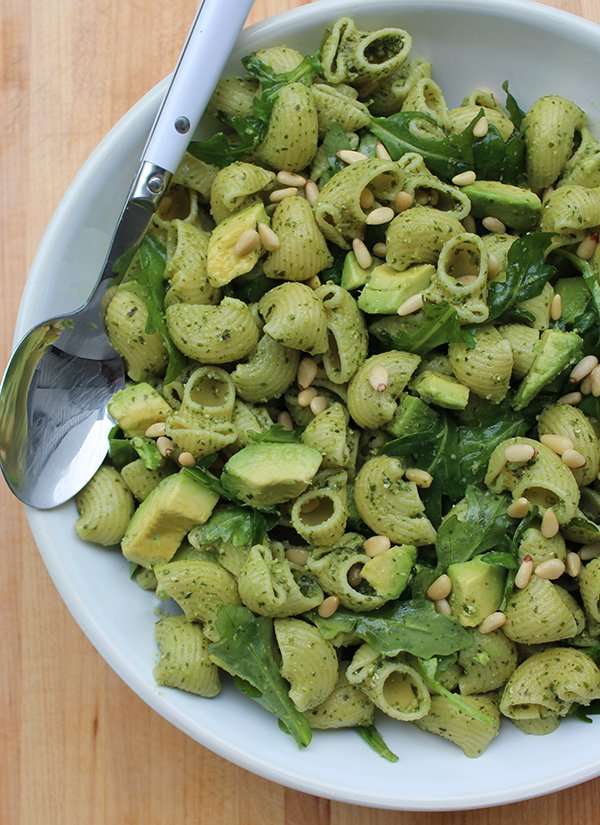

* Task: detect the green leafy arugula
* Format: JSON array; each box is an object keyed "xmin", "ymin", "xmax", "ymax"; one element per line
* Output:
[
  {"xmin": 108, "ymin": 428, "xmax": 162, "ymax": 471},
  {"xmin": 558, "ymin": 252, "xmax": 600, "ymax": 334},
  {"xmin": 355, "ymin": 725, "xmax": 399, "ymax": 763},
  {"xmin": 209, "ymin": 606, "xmax": 312, "ymax": 748},
  {"xmin": 568, "ymin": 700, "xmax": 600, "ymax": 724},
  {"xmin": 190, "ymin": 505, "xmax": 276, "ymax": 548},
  {"xmin": 183, "ymin": 465, "xmax": 280, "ymax": 516},
  {"xmin": 247, "ymin": 425, "xmax": 301, "ymax": 444},
  {"xmin": 502, "ymin": 80, "xmax": 526, "ymax": 129},
  {"xmin": 370, "ymin": 302, "xmax": 472, "ymax": 355},
  {"xmin": 488, "ymin": 233, "xmax": 557, "ymax": 321},
  {"xmin": 130, "ymin": 437, "xmax": 162, "ymax": 470},
  {"xmin": 417, "ymin": 658, "xmax": 497, "ymax": 725},
  {"xmin": 319, "ymin": 123, "xmax": 354, "ymax": 185},
  {"xmin": 229, "ymin": 268, "xmax": 273, "ymax": 303}
]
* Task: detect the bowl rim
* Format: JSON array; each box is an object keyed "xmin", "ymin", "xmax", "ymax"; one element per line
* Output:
[{"xmin": 18, "ymin": 0, "xmax": 600, "ymax": 811}]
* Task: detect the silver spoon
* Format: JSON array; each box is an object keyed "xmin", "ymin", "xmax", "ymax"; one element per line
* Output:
[{"xmin": 0, "ymin": 0, "xmax": 255, "ymax": 509}]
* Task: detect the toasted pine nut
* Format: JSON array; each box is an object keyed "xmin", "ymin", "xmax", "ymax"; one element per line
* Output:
[
  {"xmin": 482, "ymin": 216, "xmax": 506, "ymax": 234},
  {"xmin": 581, "ymin": 376, "xmax": 593, "ymax": 395},
  {"xmin": 373, "ymin": 242, "xmax": 388, "ymax": 258},
  {"xmin": 305, "ymin": 180, "xmax": 319, "ymax": 206},
  {"xmin": 397, "ymin": 293, "xmax": 424, "ymax": 317},
  {"xmin": 457, "ymin": 275, "xmax": 478, "ymax": 286},
  {"xmin": 487, "ymin": 253, "xmax": 501, "ymax": 279},
  {"xmin": 286, "ymin": 547, "xmax": 309, "ymax": 566},
  {"xmin": 145, "ymin": 422, "xmax": 167, "ymax": 438},
  {"xmin": 541, "ymin": 508, "xmax": 560, "ymax": 539},
  {"xmin": 507, "ymin": 497, "xmax": 530, "ymax": 518},
  {"xmin": 591, "ymin": 365, "xmax": 600, "ymax": 397},
  {"xmin": 540, "ymin": 434, "xmax": 574, "ymax": 455},
  {"xmin": 580, "ymin": 543, "xmax": 600, "ymax": 560},
  {"xmin": 569, "ymin": 354, "xmax": 598, "ymax": 383},
  {"xmin": 307, "ymin": 275, "xmax": 321, "ymax": 290},
  {"xmin": 452, "ymin": 170, "xmax": 477, "ymax": 187},
  {"xmin": 234, "ymin": 229, "xmax": 260, "ymax": 256},
  {"xmin": 363, "ymin": 535, "xmax": 391, "ymax": 557},
  {"xmin": 577, "ymin": 235, "xmax": 598, "ymax": 260},
  {"xmin": 515, "ymin": 555, "xmax": 534, "ymax": 589},
  {"xmin": 318, "ymin": 595, "xmax": 340, "ymax": 618},
  {"xmin": 366, "ymin": 206, "xmax": 395, "ymax": 226},
  {"xmin": 562, "ymin": 448, "xmax": 586, "ymax": 469},
  {"xmin": 479, "ymin": 612, "xmax": 507, "ymax": 634},
  {"xmin": 347, "ymin": 564, "xmax": 363, "ymax": 588},
  {"xmin": 462, "ymin": 215, "xmax": 477, "ymax": 234},
  {"xmin": 277, "ymin": 170, "xmax": 306, "ymax": 188},
  {"xmin": 310, "ymin": 395, "xmax": 329, "ymax": 416},
  {"xmin": 368, "ymin": 365, "xmax": 389, "ymax": 392},
  {"xmin": 505, "ymin": 443, "xmax": 536, "ymax": 463},
  {"xmin": 550, "ymin": 293, "xmax": 562, "ymax": 321},
  {"xmin": 156, "ymin": 436, "xmax": 175, "ymax": 458},
  {"xmin": 535, "ymin": 558, "xmax": 566, "ymax": 580},
  {"xmin": 405, "ymin": 467, "xmax": 433, "ymax": 488},
  {"xmin": 337, "ymin": 149, "xmax": 368, "ymax": 164},
  {"xmin": 360, "ymin": 188, "xmax": 375, "ymax": 210},
  {"xmin": 415, "ymin": 191, "xmax": 430, "ymax": 205},
  {"xmin": 257, "ymin": 222, "xmax": 280, "ymax": 252},
  {"xmin": 298, "ymin": 387, "xmax": 318, "ymax": 407},
  {"xmin": 376, "ymin": 141, "xmax": 392, "ymax": 161},
  {"xmin": 427, "ymin": 574, "xmax": 452, "ymax": 601},
  {"xmin": 298, "ymin": 357, "xmax": 318, "ymax": 389},
  {"xmin": 277, "ymin": 411, "xmax": 294, "ymax": 431},
  {"xmin": 435, "ymin": 598, "xmax": 452, "ymax": 616},
  {"xmin": 394, "ymin": 191, "xmax": 414, "ymax": 212},
  {"xmin": 473, "ymin": 116, "xmax": 489, "ymax": 138},
  {"xmin": 353, "ymin": 238, "xmax": 373, "ymax": 270},
  {"xmin": 566, "ymin": 551, "xmax": 582, "ymax": 577},
  {"xmin": 270, "ymin": 187, "xmax": 298, "ymax": 203},
  {"xmin": 557, "ymin": 392, "xmax": 582, "ymax": 406}
]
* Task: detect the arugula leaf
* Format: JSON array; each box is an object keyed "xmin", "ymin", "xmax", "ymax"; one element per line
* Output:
[
  {"xmin": 488, "ymin": 233, "xmax": 557, "ymax": 321},
  {"xmin": 472, "ymin": 122, "xmax": 526, "ymax": 185},
  {"xmin": 190, "ymin": 505, "xmax": 275, "ymax": 548},
  {"xmin": 183, "ymin": 465, "xmax": 229, "ymax": 498},
  {"xmin": 417, "ymin": 658, "xmax": 497, "ymax": 725},
  {"xmin": 319, "ymin": 123, "xmax": 354, "ymax": 185},
  {"xmin": 382, "ymin": 402, "xmax": 442, "ymax": 458},
  {"xmin": 356, "ymin": 725, "xmax": 399, "ymax": 763},
  {"xmin": 558, "ymin": 252, "xmax": 600, "ymax": 332},
  {"xmin": 209, "ymin": 606, "xmax": 312, "ymax": 747},
  {"xmin": 502, "ymin": 80, "xmax": 526, "ymax": 129},
  {"xmin": 247, "ymin": 425, "xmax": 301, "ymax": 444},
  {"xmin": 108, "ymin": 425, "xmax": 137, "ymax": 470},
  {"xmin": 569, "ymin": 701, "xmax": 600, "ymax": 724},
  {"xmin": 307, "ymin": 608, "xmax": 358, "ymax": 641},
  {"xmin": 230, "ymin": 268, "xmax": 273, "ymax": 303},
  {"xmin": 479, "ymin": 550, "xmax": 519, "ymax": 570},
  {"xmin": 130, "ymin": 436, "xmax": 162, "ymax": 471},
  {"xmin": 370, "ymin": 302, "xmax": 470, "ymax": 355},
  {"xmin": 319, "ymin": 245, "xmax": 346, "ymax": 285}
]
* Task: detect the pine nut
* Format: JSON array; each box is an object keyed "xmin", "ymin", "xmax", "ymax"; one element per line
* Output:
[
  {"xmin": 368, "ymin": 365, "xmax": 389, "ymax": 392},
  {"xmin": 156, "ymin": 436, "xmax": 175, "ymax": 458},
  {"xmin": 394, "ymin": 191, "xmax": 414, "ymax": 212},
  {"xmin": 270, "ymin": 187, "xmax": 298, "ymax": 203},
  {"xmin": 286, "ymin": 547, "xmax": 309, "ymax": 566},
  {"xmin": 482, "ymin": 216, "xmax": 506, "ymax": 234},
  {"xmin": 360, "ymin": 188, "xmax": 375, "ymax": 210},
  {"xmin": 591, "ymin": 365, "xmax": 600, "ymax": 397},
  {"xmin": 542, "ymin": 186, "xmax": 555, "ymax": 201},
  {"xmin": 566, "ymin": 551, "xmax": 582, "ymax": 577},
  {"xmin": 415, "ymin": 191, "xmax": 430, "ymax": 205},
  {"xmin": 318, "ymin": 595, "xmax": 340, "ymax": 618},
  {"xmin": 435, "ymin": 598, "xmax": 452, "ymax": 616},
  {"xmin": 310, "ymin": 395, "xmax": 329, "ymax": 416},
  {"xmin": 487, "ymin": 253, "xmax": 501, "ymax": 279},
  {"xmin": 257, "ymin": 222, "xmax": 280, "ymax": 252},
  {"xmin": 580, "ymin": 543, "xmax": 600, "ymax": 560},
  {"xmin": 305, "ymin": 180, "xmax": 319, "ymax": 206},
  {"xmin": 541, "ymin": 508, "xmax": 560, "ymax": 538},
  {"xmin": 397, "ymin": 293, "xmax": 424, "ymax": 316},
  {"xmin": 473, "ymin": 116, "xmax": 489, "ymax": 138},
  {"xmin": 301, "ymin": 498, "xmax": 320, "ymax": 513},
  {"xmin": 177, "ymin": 451, "xmax": 196, "ymax": 468},
  {"xmin": 337, "ymin": 149, "xmax": 368, "ymax": 164},
  {"xmin": 479, "ymin": 612, "xmax": 507, "ymax": 634},
  {"xmin": 569, "ymin": 354, "xmax": 598, "ymax": 383},
  {"xmin": 405, "ymin": 467, "xmax": 433, "ymax": 488},
  {"xmin": 234, "ymin": 229, "xmax": 260, "ymax": 256},
  {"xmin": 307, "ymin": 275, "xmax": 321, "ymax": 290},
  {"xmin": 277, "ymin": 170, "xmax": 306, "ymax": 188},
  {"xmin": 452, "ymin": 170, "xmax": 477, "ymax": 186},
  {"xmin": 581, "ymin": 376, "xmax": 593, "ymax": 395},
  {"xmin": 535, "ymin": 558, "xmax": 566, "ymax": 580},
  {"xmin": 577, "ymin": 235, "xmax": 598, "ymax": 260},
  {"xmin": 515, "ymin": 555, "xmax": 534, "ymax": 589},
  {"xmin": 562, "ymin": 448, "xmax": 586, "ymax": 469},
  {"xmin": 298, "ymin": 387, "xmax": 317, "ymax": 407},
  {"xmin": 363, "ymin": 535, "xmax": 391, "ymax": 557},
  {"xmin": 462, "ymin": 215, "xmax": 477, "ymax": 233},
  {"xmin": 457, "ymin": 275, "xmax": 478, "ymax": 286},
  {"xmin": 365, "ymin": 206, "xmax": 395, "ymax": 226},
  {"xmin": 145, "ymin": 422, "xmax": 167, "ymax": 438},
  {"xmin": 550, "ymin": 293, "xmax": 562, "ymax": 321},
  {"xmin": 376, "ymin": 141, "xmax": 392, "ymax": 161},
  {"xmin": 347, "ymin": 563, "xmax": 363, "ymax": 587},
  {"xmin": 373, "ymin": 242, "xmax": 388, "ymax": 258},
  {"xmin": 507, "ymin": 497, "xmax": 530, "ymax": 518},
  {"xmin": 297, "ymin": 357, "xmax": 318, "ymax": 389},
  {"xmin": 277, "ymin": 411, "xmax": 294, "ymax": 431},
  {"xmin": 540, "ymin": 434, "xmax": 573, "ymax": 455},
  {"xmin": 353, "ymin": 238, "xmax": 373, "ymax": 269},
  {"xmin": 557, "ymin": 392, "xmax": 582, "ymax": 406},
  {"xmin": 427, "ymin": 574, "xmax": 452, "ymax": 601},
  {"xmin": 505, "ymin": 443, "xmax": 536, "ymax": 463}
]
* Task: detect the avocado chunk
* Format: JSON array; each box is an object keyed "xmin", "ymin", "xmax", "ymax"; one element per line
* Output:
[
  {"xmin": 361, "ymin": 545, "xmax": 417, "ymax": 599},
  {"xmin": 463, "ymin": 181, "xmax": 541, "ymax": 232},
  {"xmin": 512, "ymin": 329, "xmax": 582, "ymax": 410},
  {"xmin": 221, "ymin": 443, "xmax": 322, "ymax": 507},
  {"xmin": 412, "ymin": 370, "xmax": 470, "ymax": 410},
  {"xmin": 386, "ymin": 393, "xmax": 439, "ymax": 438},
  {"xmin": 448, "ymin": 558, "xmax": 506, "ymax": 627},
  {"xmin": 108, "ymin": 383, "xmax": 172, "ymax": 437},
  {"xmin": 206, "ymin": 202, "xmax": 268, "ymax": 288},
  {"xmin": 121, "ymin": 470, "xmax": 219, "ymax": 567},
  {"xmin": 358, "ymin": 264, "xmax": 434, "ymax": 315},
  {"xmin": 341, "ymin": 251, "xmax": 374, "ymax": 291}
]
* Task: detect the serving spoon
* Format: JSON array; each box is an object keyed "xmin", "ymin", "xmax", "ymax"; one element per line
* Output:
[{"xmin": 0, "ymin": 0, "xmax": 255, "ymax": 509}]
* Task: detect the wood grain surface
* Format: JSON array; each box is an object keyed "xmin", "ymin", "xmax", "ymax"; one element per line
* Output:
[{"xmin": 2, "ymin": 1, "xmax": 600, "ymax": 823}]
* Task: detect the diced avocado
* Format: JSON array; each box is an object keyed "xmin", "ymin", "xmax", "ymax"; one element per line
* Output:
[
  {"xmin": 358, "ymin": 264, "xmax": 434, "ymax": 315},
  {"xmin": 341, "ymin": 251, "xmax": 374, "ymax": 291},
  {"xmin": 448, "ymin": 558, "xmax": 506, "ymax": 628},
  {"xmin": 121, "ymin": 470, "xmax": 219, "ymax": 567},
  {"xmin": 386, "ymin": 394, "xmax": 439, "ymax": 438},
  {"xmin": 463, "ymin": 181, "xmax": 541, "ymax": 232},
  {"xmin": 512, "ymin": 329, "xmax": 582, "ymax": 410},
  {"xmin": 206, "ymin": 202, "xmax": 268, "ymax": 288},
  {"xmin": 412, "ymin": 370, "xmax": 470, "ymax": 410},
  {"xmin": 555, "ymin": 277, "xmax": 591, "ymax": 325},
  {"xmin": 361, "ymin": 545, "xmax": 417, "ymax": 599},
  {"xmin": 220, "ymin": 443, "xmax": 322, "ymax": 507},
  {"xmin": 108, "ymin": 383, "xmax": 172, "ymax": 437}
]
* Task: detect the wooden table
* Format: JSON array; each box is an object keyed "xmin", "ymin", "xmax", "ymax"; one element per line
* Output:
[{"xmin": 2, "ymin": 0, "xmax": 600, "ymax": 822}]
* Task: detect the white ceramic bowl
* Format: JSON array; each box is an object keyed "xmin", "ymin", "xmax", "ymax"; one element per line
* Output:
[{"xmin": 17, "ymin": 0, "xmax": 600, "ymax": 810}]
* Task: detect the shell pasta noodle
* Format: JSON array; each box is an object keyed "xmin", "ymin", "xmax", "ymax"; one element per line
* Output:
[{"xmin": 73, "ymin": 14, "xmax": 600, "ymax": 759}]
